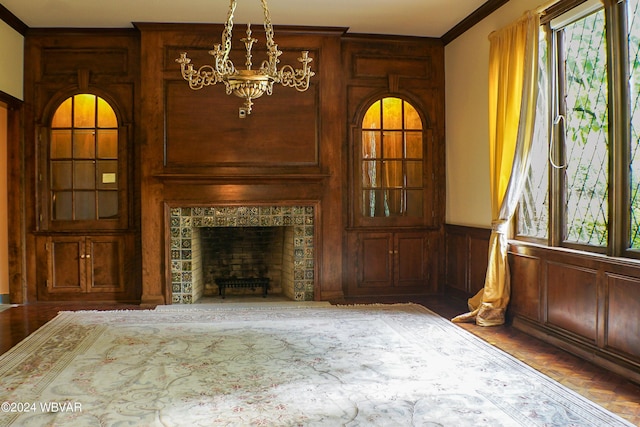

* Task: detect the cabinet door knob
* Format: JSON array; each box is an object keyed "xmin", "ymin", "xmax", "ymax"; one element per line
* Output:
[
  {"xmin": 80, "ymin": 254, "xmax": 85, "ymax": 259},
  {"xmin": 86, "ymin": 254, "xmax": 91, "ymax": 259}
]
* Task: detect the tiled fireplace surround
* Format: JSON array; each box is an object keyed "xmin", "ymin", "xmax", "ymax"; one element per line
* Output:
[{"xmin": 170, "ymin": 205, "xmax": 316, "ymax": 303}]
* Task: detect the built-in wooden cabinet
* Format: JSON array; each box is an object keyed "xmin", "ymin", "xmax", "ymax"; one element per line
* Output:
[
  {"xmin": 347, "ymin": 231, "xmax": 433, "ymax": 295},
  {"xmin": 17, "ymin": 30, "xmax": 141, "ymax": 303},
  {"xmin": 343, "ymin": 35, "xmax": 445, "ymax": 298},
  {"xmin": 346, "ymin": 96, "xmax": 436, "ymax": 295},
  {"xmin": 37, "ymin": 234, "xmax": 127, "ymax": 299},
  {"xmin": 33, "ymin": 91, "xmax": 134, "ymax": 301}
]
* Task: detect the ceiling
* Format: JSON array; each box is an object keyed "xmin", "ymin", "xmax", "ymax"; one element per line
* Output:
[{"xmin": 1, "ymin": 0, "xmax": 490, "ymax": 38}]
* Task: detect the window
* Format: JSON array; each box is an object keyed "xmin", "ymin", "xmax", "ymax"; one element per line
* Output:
[
  {"xmin": 518, "ymin": 0, "xmax": 640, "ymax": 257},
  {"xmin": 360, "ymin": 97, "xmax": 424, "ymax": 219},
  {"xmin": 50, "ymin": 94, "xmax": 119, "ymax": 222},
  {"xmin": 628, "ymin": 0, "xmax": 640, "ymax": 248}
]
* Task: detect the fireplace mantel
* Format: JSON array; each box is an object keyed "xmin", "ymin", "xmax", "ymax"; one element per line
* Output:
[{"xmin": 154, "ymin": 173, "xmax": 331, "ymax": 184}]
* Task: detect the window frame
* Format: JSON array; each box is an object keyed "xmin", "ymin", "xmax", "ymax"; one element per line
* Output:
[
  {"xmin": 516, "ymin": 0, "xmax": 640, "ymax": 259},
  {"xmin": 40, "ymin": 91, "xmax": 129, "ymax": 232},
  {"xmin": 352, "ymin": 94, "xmax": 434, "ymax": 228}
]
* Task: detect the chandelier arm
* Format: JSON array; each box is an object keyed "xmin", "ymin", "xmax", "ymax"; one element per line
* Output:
[
  {"xmin": 176, "ymin": 54, "xmax": 223, "ymax": 90},
  {"xmin": 277, "ymin": 53, "xmax": 315, "ymax": 91}
]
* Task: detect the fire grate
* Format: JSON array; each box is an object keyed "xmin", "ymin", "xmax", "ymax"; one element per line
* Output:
[{"xmin": 215, "ymin": 277, "xmax": 270, "ymax": 299}]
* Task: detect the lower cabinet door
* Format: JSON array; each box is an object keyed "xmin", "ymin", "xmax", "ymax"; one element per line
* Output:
[
  {"xmin": 347, "ymin": 231, "xmax": 432, "ymax": 296},
  {"xmin": 395, "ymin": 233, "xmax": 429, "ymax": 288},
  {"xmin": 38, "ymin": 234, "xmax": 127, "ymax": 300},
  {"xmin": 85, "ymin": 236, "xmax": 126, "ymax": 293},
  {"xmin": 358, "ymin": 233, "xmax": 394, "ymax": 289},
  {"xmin": 46, "ymin": 236, "xmax": 85, "ymax": 294}
]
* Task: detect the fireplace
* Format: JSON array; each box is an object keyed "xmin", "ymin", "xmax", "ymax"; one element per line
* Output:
[
  {"xmin": 170, "ymin": 205, "xmax": 315, "ymax": 303},
  {"xmin": 200, "ymin": 226, "xmax": 293, "ymax": 297}
]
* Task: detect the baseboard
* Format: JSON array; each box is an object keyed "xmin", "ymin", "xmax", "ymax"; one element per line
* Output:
[{"xmin": 512, "ymin": 315, "xmax": 640, "ymax": 386}]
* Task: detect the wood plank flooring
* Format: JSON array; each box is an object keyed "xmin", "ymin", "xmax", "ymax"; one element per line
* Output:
[{"xmin": 1, "ymin": 296, "xmax": 638, "ymax": 425}]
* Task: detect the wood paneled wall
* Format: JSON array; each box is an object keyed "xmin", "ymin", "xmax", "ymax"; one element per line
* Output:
[
  {"xmin": 444, "ymin": 224, "xmax": 490, "ymax": 300},
  {"xmin": 446, "ymin": 225, "xmax": 640, "ymax": 381},
  {"xmin": 509, "ymin": 242, "xmax": 640, "ymax": 383},
  {"xmin": 136, "ymin": 24, "xmax": 348, "ymax": 305},
  {"xmin": 15, "ymin": 25, "xmax": 448, "ymax": 306}
]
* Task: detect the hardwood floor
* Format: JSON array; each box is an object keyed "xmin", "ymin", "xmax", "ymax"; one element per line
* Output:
[{"xmin": 1, "ymin": 295, "xmax": 639, "ymax": 425}]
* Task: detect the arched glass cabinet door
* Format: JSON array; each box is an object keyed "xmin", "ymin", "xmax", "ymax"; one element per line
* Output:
[
  {"xmin": 47, "ymin": 93, "xmax": 125, "ymax": 229},
  {"xmin": 358, "ymin": 96, "xmax": 429, "ymax": 227}
]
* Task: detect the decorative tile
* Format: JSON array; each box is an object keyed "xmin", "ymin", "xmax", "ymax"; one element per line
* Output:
[
  {"xmin": 171, "ymin": 260, "xmax": 181, "ymax": 273},
  {"xmin": 170, "ymin": 204, "xmax": 315, "ymax": 303}
]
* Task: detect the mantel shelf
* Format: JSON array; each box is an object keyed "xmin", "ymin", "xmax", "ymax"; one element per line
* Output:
[{"xmin": 154, "ymin": 173, "xmax": 331, "ymax": 183}]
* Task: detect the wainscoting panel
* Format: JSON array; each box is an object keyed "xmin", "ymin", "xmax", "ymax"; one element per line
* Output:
[
  {"xmin": 546, "ymin": 262, "xmax": 598, "ymax": 342},
  {"xmin": 446, "ymin": 230, "xmax": 466, "ymax": 294},
  {"xmin": 508, "ymin": 241, "xmax": 640, "ymax": 384},
  {"xmin": 469, "ymin": 233, "xmax": 490, "ymax": 296},
  {"xmin": 444, "ymin": 225, "xmax": 490, "ymax": 298},
  {"xmin": 509, "ymin": 252, "xmax": 541, "ymax": 323},
  {"xmin": 605, "ymin": 273, "xmax": 640, "ymax": 358}
]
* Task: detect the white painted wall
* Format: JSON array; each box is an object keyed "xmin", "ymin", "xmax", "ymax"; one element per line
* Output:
[
  {"xmin": 0, "ymin": 20, "xmax": 23, "ymax": 101},
  {"xmin": 445, "ymin": 0, "xmax": 544, "ymax": 227}
]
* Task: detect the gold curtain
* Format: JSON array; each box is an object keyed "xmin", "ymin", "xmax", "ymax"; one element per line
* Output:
[{"xmin": 453, "ymin": 11, "xmax": 540, "ymax": 326}]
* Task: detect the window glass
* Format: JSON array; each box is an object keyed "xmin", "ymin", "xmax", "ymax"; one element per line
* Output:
[
  {"xmin": 363, "ymin": 101, "xmax": 381, "ymax": 129},
  {"xmin": 382, "ymin": 98, "xmax": 402, "ymax": 129},
  {"xmin": 561, "ymin": 9, "xmax": 609, "ymax": 246},
  {"xmin": 360, "ymin": 97, "xmax": 424, "ymax": 218},
  {"xmin": 627, "ymin": 0, "xmax": 640, "ymax": 248},
  {"xmin": 50, "ymin": 130, "xmax": 72, "ymax": 159},
  {"xmin": 518, "ymin": 1, "xmax": 640, "ymax": 257},
  {"xmin": 50, "ymin": 94, "xmax": 119, "ymax": 221},
  {"xmin": 97, "ymin": 97, "xmax": 118, "ymax": 128},
  {"xmin": 404, "ymin": 103, "xmax": 422, "ymax": 130},
  {"xmin": 517, "ymin": 32, "xmax": 549, "ymax": 239},
  {"xmin": 51, "ymin": 98, "xmax": 72, "ymax": 128}
]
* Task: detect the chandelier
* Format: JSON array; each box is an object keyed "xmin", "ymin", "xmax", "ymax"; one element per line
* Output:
[{"xmin": 176, "ymin": 0, "xmax": 315, "ymax": 118}]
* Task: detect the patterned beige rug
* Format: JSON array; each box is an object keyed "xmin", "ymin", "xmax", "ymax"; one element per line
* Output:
[{"xmin": 0, "ymin": 304, "xmax": 633, "ymax": 426}]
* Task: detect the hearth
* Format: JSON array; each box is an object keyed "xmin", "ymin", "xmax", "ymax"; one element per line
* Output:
[
  {"xmin": 200, "ymin": 226, "xmax": 292, "ymax": 298},
  {"xmin": 170, "ymin": 205, "xmax": 315, "ymax": 303}
]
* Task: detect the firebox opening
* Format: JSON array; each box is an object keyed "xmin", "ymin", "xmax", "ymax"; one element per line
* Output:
[{"xmin": 200, "ymin": 226, "xmax": 294, "ymax": 298}]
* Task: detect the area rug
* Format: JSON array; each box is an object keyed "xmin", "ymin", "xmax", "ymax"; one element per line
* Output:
[{"xmin": 0, "ymin": 304, "xmax": 633, "ymax": 426}]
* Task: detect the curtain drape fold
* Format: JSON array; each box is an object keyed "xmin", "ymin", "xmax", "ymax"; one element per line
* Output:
[{"xmin": 452, "ymin": 11, "xmax": 540, "ymax": 327}]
